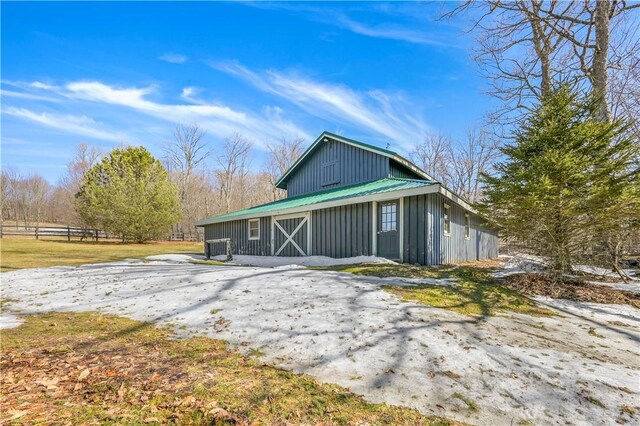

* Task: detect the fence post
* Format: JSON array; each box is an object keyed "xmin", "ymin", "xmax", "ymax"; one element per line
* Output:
[
  {"xmin": 226, "ymin": 239, "xmax": 233, "ymax": 261},
  {"xmin": 95, "ymin": 229, "xmax": 99, "ymax": 242},
  {"xmin": 35, "ymin": 226, "xmax": 39, "ymax": 240},
  {"xmin": 67, "ymin": 225, "xmax": 71, "ymax": 241},
  {"xmin": 0, "ymin": 223, "xmax": 3, "ymax": 239}
]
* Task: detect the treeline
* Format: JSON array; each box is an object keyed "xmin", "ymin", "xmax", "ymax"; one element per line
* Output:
[{"xmin": 0, "ymin": 127, "xmax": 305, "ymax": 238}]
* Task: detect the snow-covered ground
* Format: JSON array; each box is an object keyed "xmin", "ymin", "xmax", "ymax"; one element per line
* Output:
[{"xmin": 1, "ymin": 257, "xmax": 639, "ymax": 425}]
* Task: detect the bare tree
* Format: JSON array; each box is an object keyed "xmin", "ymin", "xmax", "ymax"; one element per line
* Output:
[
  {"xmin": 163, "ymin": 123, "xmax": 211, "ymax": 237},
  {"xmin": 0, "ymin": 169, "xmax": 19, "ymax": 223},
  {"xmin": 60, "ymin": 143, "xmax": 103, "ymax": 192},
  {"xmin": 24, "ymin": 175, "xmax": 51, "ymax": 226},
  {"xmin": 444, "ymin": 0, "xmax": 640, "ymax": 124},
  {"xmin": 163, "ymin": 123, "xmax": 209, "ymax": 183},
  {"xmin": 56, "ymin": 143, "xmax": 103, "ymax": 225},
  {"xmin": 410, "ymin": 129, "xmax": 500, "ymax": 203},
  {"xmin": 214, "ymin": 133, "xmax": 252, "ymax": 213},
  {"xmin": 410, "ymin": 134, "xmax": 453, "ymax": 186},
  {"xmin": 264, "ymin": 137, "xmax": 305, "ymax": 200},
  {"xmin": 0, "ymin": 169, "xmax": 53, "ymax": 226},
  {"xmin": 447, "ymin": 129, "xmax": 501, "ymax": 202}
]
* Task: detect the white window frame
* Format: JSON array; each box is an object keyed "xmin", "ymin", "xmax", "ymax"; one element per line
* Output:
[
  {"xmin": 464, "ymin": 213, "xmax": 470, "ymax": 239},
  {"xmin": 443, "ymin": 203, "xmax": 451, "ymax": 236},
  {"xmin": 248, "ymin": 218, "xmax": 260, "ymax": 240}
]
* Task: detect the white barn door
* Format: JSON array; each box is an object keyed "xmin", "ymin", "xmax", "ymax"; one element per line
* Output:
[{"xmin": 271, "ymin": 212, "xmax": 311, "ymax": 257}]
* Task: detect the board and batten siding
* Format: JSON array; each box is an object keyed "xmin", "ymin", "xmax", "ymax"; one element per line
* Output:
[
  {"xmin": 286, "ymin": 139, "xmax": 390, "ymax": 197},
  {"xmin": 202, "ymin": 196, "xmax": 497, "ymax": 264},
  {"xmin": 203, "ymin": 217, "xmax": 271, "ymax": 256},
  {"xmin": 389, "ymin": 162, "xmax": 424, "ymax": 180},
  {"xmin": 402, "ymin": 193, "xmax": 498, "ymax": 265},
  {"xmin": 311, "ymin": 202, "xmax": 372, "ymax": 258}
]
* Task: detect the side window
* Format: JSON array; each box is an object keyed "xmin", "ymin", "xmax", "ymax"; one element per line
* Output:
[
  {"xmin": 248, "ymin": 219, "xmax": 260, "ymax": 240},
  {"xmin": 465, "ymin": 213, "xmax": 470, "ymax": 239},
  {"xmin": 443, "ymin": 204, "xmax": 451, "ymax": 235}
]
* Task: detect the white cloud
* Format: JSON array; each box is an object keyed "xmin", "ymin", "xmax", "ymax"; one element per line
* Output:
[
  {"xmin": 3, "ymin": 107, "xmax": 128, "ymax": 143},
  {"xmin": 335, "ymin": 16, "xmax": 454, "ymax": 47},
  {"xmin": 0, "ymin": 89, "xmax": 60, "ymax": 102},
  {"xmin": 180, "ymin": 86, "xmax": 200, "ymax": 102},
  {"xmin": 158, "ymin": 53, "xmax": 187, "ymax": 64},
  {"xmin": 213, "ymin": 62, "xmax": 431, "ymax": 150},
  {"xmin": 6, "ymin": 80, "xmax": 312, "ymax": 148}
]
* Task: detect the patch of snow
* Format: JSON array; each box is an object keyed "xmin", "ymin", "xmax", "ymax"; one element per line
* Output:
[
  {"xmin": 588, "ymin": 280, "xmax": 640, "ymax": 294},
  {"xmin": 210, "ymin": 254, "xmax": 396, "ymax": 268},
  {"xmin": 493, "ymin": 254, "xmax": 547, "ymax": 277},
  {"xmin": 0, "ymin": 313, "xmax": 23, "ymax": 329},
  {"xmin": 2, "ymin": 260, "xmax": 639, "ymax": 425},
  {"xmin": 145, "ymin": 254, "xmax": 206, "ymax": 263}
]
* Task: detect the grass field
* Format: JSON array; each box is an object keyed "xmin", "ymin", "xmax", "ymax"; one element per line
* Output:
[
  {"xmin": 0, "ymin": 312, "xmax": 456, "ymax": 425},
  {"xmin": 0, "ymin": 238, "xmax": 202, "ymax": 272},
  {"xmin": 312, "ymin": 263, "xmax": 553, "ymax": 317}
]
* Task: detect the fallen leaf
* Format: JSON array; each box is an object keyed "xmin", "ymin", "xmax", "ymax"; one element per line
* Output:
[
  {"xmin": 77, "ymin": 368, "xmax": 90, "ymax": 381},
  {"xmin": 8, "ymin": 410, "xmax": 28, "ymax": 420}
]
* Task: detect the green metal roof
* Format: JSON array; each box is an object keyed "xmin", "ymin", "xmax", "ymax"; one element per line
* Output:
[{"xmin": 196, "ymin": 178, "xmax": 436, "ymax": 226}]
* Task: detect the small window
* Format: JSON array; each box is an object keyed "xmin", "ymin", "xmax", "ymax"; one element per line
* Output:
[
  {"xmin": 248, "ymin": 219, "xmax": 260, "ymax": 240},
  {"xmin": 443, "ymin": 204, "xmax": 451, "ymax": 235},
  {"xmin": 464, "ymin": 213, "xmax": 470, "ymax": 239},
  {"xmin": 381, "ymin": 202, "xmax": 397, "ymax": 231}
]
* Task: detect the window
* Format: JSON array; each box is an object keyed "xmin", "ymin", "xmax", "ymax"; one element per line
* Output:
[
  {"xmin": 443, "ymin": 204, "xmax": 451, "ymax": 235},
  {"xmin": 248, "ymin": 219, "xmax": 260, "ymax": 240},
  {"xmin": 464, "ymin": 213, "xmax": 470, "ymax": 239},
  {"xmin": 381, "ymin": 202, "xmax": 397, "ymax": 232}
]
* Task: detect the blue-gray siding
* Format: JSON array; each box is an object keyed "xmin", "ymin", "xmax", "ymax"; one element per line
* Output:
[
  {"xmin": 202, "ymin": 196, "xmax": 498, "ymax": 264},
  {"xmin": 389, "ymin": 162, "xmax": 424, "ymax": 180},
  {"xmin": 286, "ymin": 139, "xmax": 390, "ymax": 197},
  {"xmin": 402, "ymin": 193, "xmax": 498, "ymax": 265},
  {"xmin": 311, "ymin": 202, "xmax": 372, "ymax": 258},
  {"xmin": 204, "ymin": 217, "xmax": 271, "ymax": 256}
]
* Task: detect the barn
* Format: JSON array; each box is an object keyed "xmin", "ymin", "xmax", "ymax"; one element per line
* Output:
[{"xmin": 196, "ymin": 131, "xmax": 498, "ymax": 265}]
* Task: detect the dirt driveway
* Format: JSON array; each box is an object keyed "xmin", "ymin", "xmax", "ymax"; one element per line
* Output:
[{"xmin": 2, "ymin": 257, "xmax": 639, "ymax": 425}]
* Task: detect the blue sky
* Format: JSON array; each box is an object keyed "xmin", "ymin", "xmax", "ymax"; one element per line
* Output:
[{"xmin": 1, "ymin": 1, "xmax": 494, "ymax": 183}]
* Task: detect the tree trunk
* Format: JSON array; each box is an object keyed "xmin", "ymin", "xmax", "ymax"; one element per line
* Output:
[{"xmin": 593, "ymin": 0, "xmax": 611, "ymax": 122}]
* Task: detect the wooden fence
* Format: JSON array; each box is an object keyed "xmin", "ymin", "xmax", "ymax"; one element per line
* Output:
[
  {"xmin": 169, "ymin": 232, "xmax": 203, "ymax": 242},
  {"xmin": 0, "ymin": 224, "xmax": 106, "ymax": 241}
]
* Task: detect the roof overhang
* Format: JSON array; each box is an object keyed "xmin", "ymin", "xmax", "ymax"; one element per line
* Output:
[
  {"xmin": 275, "ymin": 131, "xmax": 434, "ymax": 189},
  {"xmin": 196, "ymin": 183, "xmax": 477, "ymax": 226}
]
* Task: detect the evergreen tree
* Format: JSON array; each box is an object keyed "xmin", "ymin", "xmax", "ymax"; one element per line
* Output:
[
  {"xmin": 76, "ymin": 146, "xmax": 182, "ymax": 243},
  {"xmin": 479, "ymin": 85, "xmax": 639, "ymax": 281}
]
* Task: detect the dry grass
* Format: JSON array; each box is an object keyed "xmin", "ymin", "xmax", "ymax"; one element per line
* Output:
[
  {"xmin": 0, "ymin": 312, "xmax": 457, "ymax": 425},
  {"xmin": 0, "ymin": 238, "xmax": 201, "ymax": 272},
  {"xmin": 503, "ymin": 273, "xmax": 640, "ymax": 308},
  {"xmin": 313, "ymin": 263, "xmax": 553, "ymax": 317}
]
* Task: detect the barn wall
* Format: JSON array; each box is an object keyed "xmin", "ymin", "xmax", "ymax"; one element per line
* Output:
[
  {"xmin": 201, "ymin": 195, "xmax": 498, "ymax": 264},
  {"xmin": 402, "ymin": 193, "xmax": 498, "ymax": 265},
  {"xmin": 311, "ymin": 202, "xmax": 372, "ymax": 258},
  {"xmin": 286, "ymin": 139, "xmax": 390, "ymax": 197},
  {"xmin": 203, "ymin": 217, "xmax": 271, "ymax": 256},
  {"xmin": 389, "ymin": 162, "xmax": 424, "ymax": 180}
]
